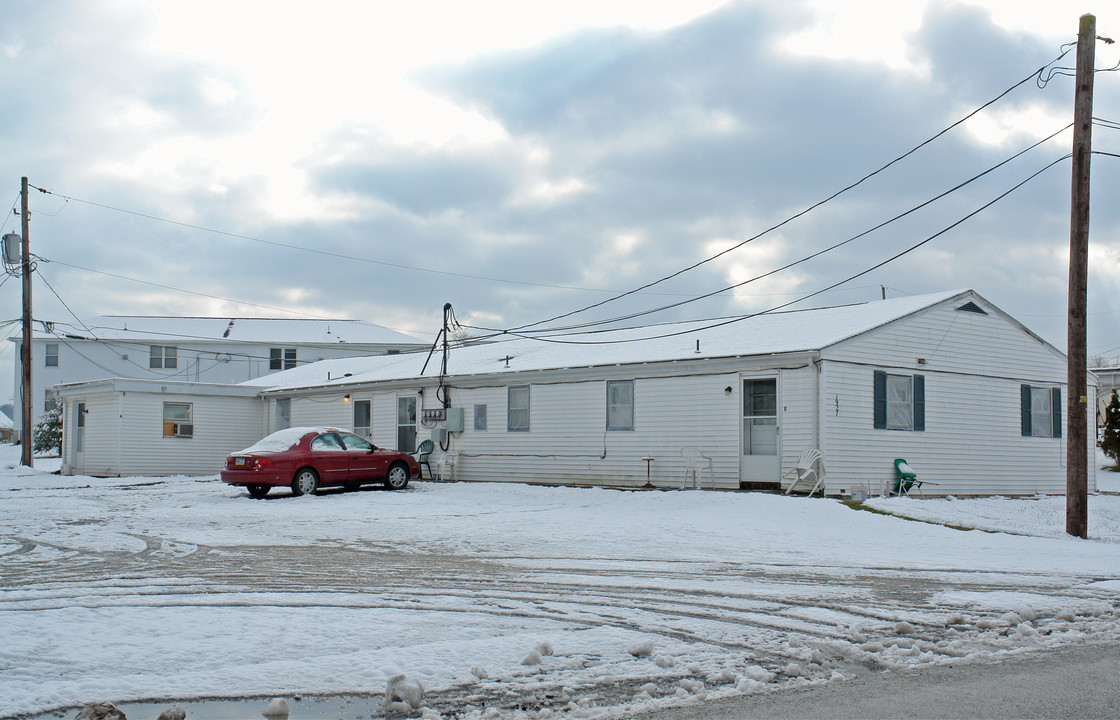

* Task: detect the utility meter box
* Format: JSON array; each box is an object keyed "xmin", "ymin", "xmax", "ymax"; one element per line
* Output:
[
  {"xmin": 2, "ymin": 233, "xmax": 21, "ymax": 264},
  {"xmin": 446, "ymin": 407, "xmax": 465, "ymax": 433}
]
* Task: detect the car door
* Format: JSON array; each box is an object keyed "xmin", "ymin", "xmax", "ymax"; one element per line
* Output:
[
  {"xmin": 309, "ymin": 433, "xmax": 351, "ymax": 486},
  {"xmin": 339, "ymin": 432, "xmax": 388, "ymax": 480}
]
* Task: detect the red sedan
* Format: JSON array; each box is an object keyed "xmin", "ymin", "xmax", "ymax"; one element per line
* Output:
[{"xmin": 221, "ymin": 427, "xmax": 420, "ymax": 498}]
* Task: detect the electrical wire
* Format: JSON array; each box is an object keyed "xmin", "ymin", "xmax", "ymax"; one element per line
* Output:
[
  {"xmin": 501, "ymin": 47, "xmax": 1077, "ymax": 335},
  {"xmin": 25, "ymin": 184, "xmax": 686, "ymax": 297},
  {"xmin": 463, "ymin": 123, "xmax": 1075, "ymax": 336},
  {"xmin": 488, "ymin": 154, "xmax": 1070, "ymax": 346}
]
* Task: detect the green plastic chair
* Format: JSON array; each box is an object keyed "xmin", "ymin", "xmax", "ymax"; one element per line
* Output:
[
  {"xmin": 893, "ymin": 458, "xmax": 917, "ymax": 496},
  {"xmin": 415, "ymin": 439, "xmax": 434, "ymax": 479}
]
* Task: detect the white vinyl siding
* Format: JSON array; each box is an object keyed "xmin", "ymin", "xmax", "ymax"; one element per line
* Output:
[{"xmin": 820, "ymin": 299, "xmax": 1084, "ymax": 496}]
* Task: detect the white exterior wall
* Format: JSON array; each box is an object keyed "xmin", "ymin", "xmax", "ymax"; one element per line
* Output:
[
  {"xmin": 819, "ymin": 300, "xmax": 1092, "ymax": 496},
  {"xmin": 775, "ymin": 365, "xmax": 819, "ymax": 487},
  {"xmin": 13, "ymin": 338, "xmax": 415, "ymax": 441},
  {"xmin": 406, "ymin": 372, "xmax": 744, "ymax": 488},
  {"xmin": 60, "ymin": 393, "xmax": 121, "ymax": 477},
  {"xmin": 59, "ymin": 386, "xmax": 263, "ymax": 477},
  {"xmin": 113, "ymin": 391, "xmax": 264, "ymax": 477}
]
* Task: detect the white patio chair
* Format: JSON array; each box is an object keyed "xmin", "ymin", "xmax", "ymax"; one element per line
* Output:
[
  {"xmin": 783, "ymin": 449, "xmax": 825, "ymax": 496},
  {"xmin": 680, "ymin": 447, "xmax": 713, "ymax": 489},
  {"xmin": 436, "ymin": 449, "xmax": 459, "ymax": 481}
]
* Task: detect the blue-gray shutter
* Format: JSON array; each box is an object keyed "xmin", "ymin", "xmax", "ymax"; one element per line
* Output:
[
  {"xmin": 1021, "ymin": 385, "xmax": 1031, "ymax": 436},
  {"xmin": 913, "ymin": 375, "xmax": 925, "ymax": 431},
  {"xmin": 1051, "ymin": 387, "xmax": 1062, "ymax": 438},
  {"xmin": 873, "ymin": 371, "xmax": 887, "ymax": 429}
]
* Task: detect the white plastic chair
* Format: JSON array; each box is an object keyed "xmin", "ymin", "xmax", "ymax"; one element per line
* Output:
[
  {"xmin": 680, "ymin": 448, "xmax": 713, "ymax": 489},
  {"xmin": 436, "ymin": 449, "xmax": 459, "ymax": 481},
  {"xmin": 783, "ymin": 449, "xmax": 825, "ymax": 496}
]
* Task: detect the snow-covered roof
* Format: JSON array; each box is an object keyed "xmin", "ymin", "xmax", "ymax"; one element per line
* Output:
[
  {"xmin": 248, "ymin": 290, "xmax": 982, "ymax": 392},
  {"xmin": 0, "ymin": 410, "xmax": 11, "ymax": 429},
  {"xmin": 27, "ymin": 316, "xmax": 426, "ymax": 346}
]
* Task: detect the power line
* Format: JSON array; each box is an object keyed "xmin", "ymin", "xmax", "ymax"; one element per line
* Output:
[
  {"xmin": 501, "ymin": 46, "xmax": 1077, "ymax": 335},
  {"xmin": 25, "ymin": 184, "xmax": 691, "ymax": 298},
  {"xmin": 465, "ymin": 122, "xmax": 1073, "ymax": 337},
  {"xmin": 34, "ymin": 257, "xmax": 437, "ymax": 339},
  {"xmin": 487, "ymin": 154, "xmax": 1070, "ymax": 346}
]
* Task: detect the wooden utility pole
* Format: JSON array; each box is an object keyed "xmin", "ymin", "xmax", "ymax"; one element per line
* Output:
[
  {"xmin": 19, "ymin": 177, "xmax": 33, "ymax": 468},
  {"xmin": 1066, "ymin": 14, "xmax": 1095, "ymax": 539}
]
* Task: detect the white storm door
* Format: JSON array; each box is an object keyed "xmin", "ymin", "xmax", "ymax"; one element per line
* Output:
[
  {"xmin": 740, "ymin": 377, "xmax": 779, "ymax": 482},
  {"xmin": 72, "ymin": 401, "xmax": 86, "ymax": 473}
]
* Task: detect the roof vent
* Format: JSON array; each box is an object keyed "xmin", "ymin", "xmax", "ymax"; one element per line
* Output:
[{"xmin": 956, "ymin": 301, "xmax": 987, "ymax": 315}]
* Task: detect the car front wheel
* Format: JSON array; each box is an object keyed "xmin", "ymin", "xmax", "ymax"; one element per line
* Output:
[
  {"xmin": 247, "ymin": 484, "xmax": 270, "ymax": 498},
  {"xmin": 291, "ymin": 468, "xmax": 319, "ymax": 496},
  {"xmin": 384, "ymin": 462, "xmax": 409, "ymax": 490}
]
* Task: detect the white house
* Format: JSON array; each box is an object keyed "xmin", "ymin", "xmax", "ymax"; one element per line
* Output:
[
  {"xmin": 11, "ymin": 316, "xmax": 427, "ymax": 442},
  {"xmin": 55, "ymin": 379, "xmax": 263, "ymax": 477},
  {"xmin": 228, "ymin": 289, "xmax": 1093, "ymax": 496},
  {"xmin": 54, "ymin": 290, "xmax": 1097, "ymax": 496}
]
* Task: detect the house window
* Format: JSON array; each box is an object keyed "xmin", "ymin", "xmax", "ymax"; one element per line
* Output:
[
  {"xmin": 45, "ymin": 343, "xmax": 59, "ymax": 367},
  {"xmin": 606, "ymin": 380, "xmax": 634, "ymax": 431},
  {"xmin": 1021, "ymin": 385, "xmax": 1062, "ymax": 438},
  {"xmin": 150, "ymin": 346, "xmax": 178, "ymax": 369},
  {"xmin": 508, "ymin": 386, "xmax": 530, "ymax": 431},
  {"xmin": 873, "ymin": 371, "xmax": 925, "ymax": 431},
  {"xmin": 162, "ymin": 402, "xmax": 193, "ymax": 438},
  {"xmin": 474, "ymin": 404, "xmax": 487, "ymax": 431},
  {"xmin": 44, "ymin": 391, "xmax": 59, "ymax": 412},
  {"xmin": 270, "ymin": 348, "xmax": 297, "ymax": 370},
  {"xmin": 354, "ymin": 399, "xmax": 371, "ymax": 438}
]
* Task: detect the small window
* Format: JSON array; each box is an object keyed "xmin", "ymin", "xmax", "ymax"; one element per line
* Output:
[
  {"xmin": 1021, "ymin": 385, "xmax": 1062, "ymax": 438},
  {"xmin": 474, "ymin": 404, "xmax": 487, "ymax": 431},
  {"xmin": 44, "ymin": 391, "xmax": 59, "ymax": 412},
  {"xmin": 606, "ymin": 380, "xmax": 634, "ymax": 431},
  {"xmin": 163, "ymin": 402, "xmax": 193, "ymax": 438},
  {"xmin": 150, "ymin": 346, "xmax": 178, "ymax": 369},
  {"xmin": 873, "ymin": 371, "xmax": 925, "ymax": 431},
  {"xmin": 353, "ymin": 399, "xmax": 371, "ymax": 438},
  {"xmin": 45, "ymin": 343, "xmax": 59, "ymax": 367},
  {"xmin": 270, "ymin": 347, "xmax": 298, "ymax": 370},
  {"xmin": 508, "ymin": 386, "xmax": 530, "ymax": 431}
]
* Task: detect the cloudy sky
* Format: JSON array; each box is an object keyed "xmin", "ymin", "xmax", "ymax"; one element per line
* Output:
[{"xmin": 0, "ymin": 1, "xmax": 1118, "ymax": 402}]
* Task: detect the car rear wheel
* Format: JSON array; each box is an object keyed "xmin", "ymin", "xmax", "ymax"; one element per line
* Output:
[
  {"xmin": 384, "ymin": 462, "xmax": 409, "ymax": 490},
  {"xmin": 291, "ymin": 468, "xmax": 319, "ymax": 496},
  {"xmin": 247, "ymin": 484, "xmax": 270, "ymax": 498}
]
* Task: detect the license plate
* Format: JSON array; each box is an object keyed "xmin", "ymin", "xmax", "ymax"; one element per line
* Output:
[{"xmin": 235, "ymin": 457, "xmax": 246, "ymax": 466}]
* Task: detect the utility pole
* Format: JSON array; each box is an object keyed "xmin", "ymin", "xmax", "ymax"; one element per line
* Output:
[
  {"xmin": 19, "ymin": 177, "xmax": 33, "ymax": 468},
  {"xmin": 1066, "ymin": 14, "xmax": 1095, "ymax": 539}
]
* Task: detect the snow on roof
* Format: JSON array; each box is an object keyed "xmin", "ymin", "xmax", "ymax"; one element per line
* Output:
[
  {"xmin": 248, "ymin": 290, "xmax": 974, "ymax": 392},
  {"xmin": 30, "ymin": 316, "xmax": 426, "ymax": 346},
  {"xmin": 0, "ymin": 410, "xmax": 11, "ymax": 429}
]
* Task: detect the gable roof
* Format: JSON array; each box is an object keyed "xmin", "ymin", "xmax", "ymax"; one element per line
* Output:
[
  {"xmin": 249, "ymin": 290, "xmax": 1026, "ymax": 393},
  {"xmin": 28, "ymin": 316, "xmax": 426, "ymax": 346}
]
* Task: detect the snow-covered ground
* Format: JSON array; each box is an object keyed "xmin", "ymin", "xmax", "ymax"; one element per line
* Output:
[{"xmin": 2, "ymin": 444, "xmax": 1118, "ymax": 719}]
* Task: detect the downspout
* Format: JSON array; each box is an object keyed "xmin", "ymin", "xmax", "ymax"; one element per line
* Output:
[{"xmin": 813, "ymin": 353, "xmax": 822, "ymax": 456}]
